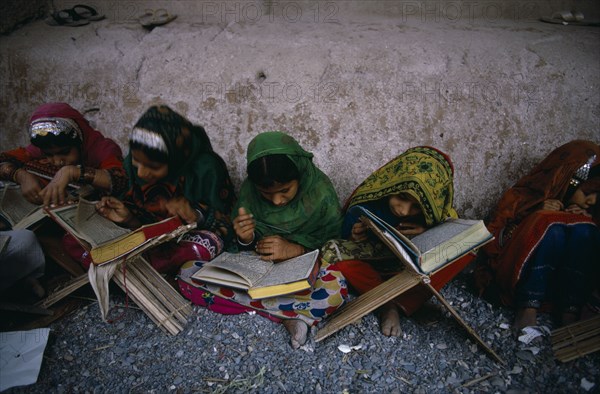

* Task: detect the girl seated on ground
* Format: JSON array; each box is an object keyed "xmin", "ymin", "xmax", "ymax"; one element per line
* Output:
[
  {"xmin": 180, "ymin": 131, "xmax": 348, "ymax": 349},
  {"xmin": 0, "ymin": 102, "xmax": 128, "ymax": 207},
  {"xmin": 322, "ymin": 146, "xmax": 459, "ymax": 337},
  {"xmin": 92, "ymin": 105, "xmax": 236, "ymax": 273},
  {"xmin": 475, "ymin": 140, "xmax": 600, "ymax": 332}
]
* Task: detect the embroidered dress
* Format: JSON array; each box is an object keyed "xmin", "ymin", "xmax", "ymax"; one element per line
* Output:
[
  {"xmin": 0, "ymin": 102, "xmax": 128, "ymax": 196},
  {"xmin": 67, "ymin": 106, "xmax": 235, "ymax": 272},
  {"xmin": 180, "ymin": 131, "xmax": 348, "ymax": 326},
  {"xmin": 122, "ymin": 106, "xmax": 235, "ymax": 273},
  {"xmin": 476, "ymin": 140, "xmax": 600, "ymax": 310}
]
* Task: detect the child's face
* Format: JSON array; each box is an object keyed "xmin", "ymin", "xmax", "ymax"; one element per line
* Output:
[
  {"xmin": 42, "ymin": 145, "xmax": 80, "ymax": 167},
  {"xmin": 131, "ymin": 149, "xmax": 169, "ymax": 184},
  {"xmin": 388, "ymin": 193, "xmax": 422, "ymax": 219},
  {"xmin": 568, "ymin": 189, "xmax": 597, "ymax": 211},
  {"xmin": 256, "ymin": 180, "xmax": 299, "ymax": 207}
]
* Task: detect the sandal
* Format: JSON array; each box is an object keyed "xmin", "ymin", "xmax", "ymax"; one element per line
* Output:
[
  {"xmin": 540, "ymin": 10, "xmax": 600, "ymax": 26},
  {"xmin": 70, "ymin": 4, "xmax": 105, "ymax": 21},
  {"xmin": 139, "ymin": 9, "xmax": 177, "ymax": 28},
  {"xmin": 45, "ymin": 9, "xmax": 90, "ymax": 27}
]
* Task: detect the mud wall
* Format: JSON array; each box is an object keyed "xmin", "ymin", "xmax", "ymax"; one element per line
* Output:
[{"xmin": 1, "ymin": 1, "xmax": 598, "ymax": 219}]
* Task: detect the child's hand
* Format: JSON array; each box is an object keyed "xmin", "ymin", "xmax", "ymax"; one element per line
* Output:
[
  {"xmin": 96, "ymin": 196, "xmax": 133, "ymax": 224},
  {"xmin": 233, "ymin": 207, "xmax": 256, "ymax": 244},
  {"xmin": 541, "ymin": 199, "xmax": 564, "ymax": 211},
  {"xmin": 565, "ymin": 204, "xmax": 592, "ymax": 217},
  {"xmin": 350, "ymin": 222, "xmax": 368, "ymax": 242},
  {"xmin": 396, "ymin": 222, "xmax": 426, "ymax": 236},
  {"xmin": 16, "ymin": 170, "xmax": 44, "ymax": 205},
  {"xmin": 165, "ymin": 196, "xmax": 198, "ymax": 224},
  {"xmin": 256, "ymin": 235, "xmax": 304, "ymax": 261},
  {"xmin": 39, "ymin": 165, "xmax": 76, "ymax": 207}
]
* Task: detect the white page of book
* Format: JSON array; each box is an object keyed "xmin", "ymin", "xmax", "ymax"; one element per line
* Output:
[
  {"xmin": 196, "ymin": 267, "xmax": 253, "ymax": 289},
  {"xmin": 12, "ymin": 208, "xmax": 48, "ymax": 230},
  {"xmin": 253, "ymin": 249, "xmax": 319, "ymax": 288},
  {"xmin": 410, "ymin": 219, "xmax": 479, "ymax": 253},
  {"xmin": 0, "ymin": 185, "xmax": 40, "ymax": 225},
  {"xmin": 197, "ymin": 252, "xmax": 273, "ymax": 286},
  {"xmin": 52, "ymin": 201, "xmax": 129, "ymax": 247},
  {"xmin": 380, "ymin": 231, "xmax": 421, "ymax": 272}
]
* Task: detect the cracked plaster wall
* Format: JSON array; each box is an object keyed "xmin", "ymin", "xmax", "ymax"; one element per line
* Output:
[{"xmin": 1, "ymin": 1, "xmax": 599, "ymax": 219}]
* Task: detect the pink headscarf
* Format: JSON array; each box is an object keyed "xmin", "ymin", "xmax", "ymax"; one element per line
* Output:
[{"xmin": 26, "ymin": 103, "xmax": 123, "ymax": 169}]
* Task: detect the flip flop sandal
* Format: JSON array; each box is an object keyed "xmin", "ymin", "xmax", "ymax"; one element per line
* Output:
[
  {"xmin": 71, "ymin": 4, "xmax": 105, "ymax": 21},
  {"xmin": 138, "ymin": 9, "xmax": 156, "ymax": 27},
  {"xmin": 45, "ymin": 9, "xmax": 90, "ymax": 27},
  {"xmin": 139, "ymin": 8, "xmax": 177, "ymax": 28},
  {"xmin": 540, "ymin": 10, "xmax": 600, "ymax": 26},
  {"xmin": 152, "ymin": 9, "xmax": 177, "ymax": 26}
]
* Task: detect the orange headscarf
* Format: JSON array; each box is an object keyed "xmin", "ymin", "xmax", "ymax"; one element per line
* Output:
[{"xmin": 485, "ymin": 140, "xmax": 600, "ymax": 257}]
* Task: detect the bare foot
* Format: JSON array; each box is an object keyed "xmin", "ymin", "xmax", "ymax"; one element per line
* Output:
[
  {"xmin": 283, "ymin": 319, "xmax": 309, "ymax": 349},
  {"xmin": 514, "ymin": 307, "xmax": 537, "ymax": 331},
  {"xmin": 379, "ymin": 302, "xmax": 401, "ymax": 337}
]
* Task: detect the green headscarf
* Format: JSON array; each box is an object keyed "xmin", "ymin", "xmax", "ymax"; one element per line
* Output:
[
  {"xmin": 234, "ymin": 131, "xmax": 342, "ymax": 249},
  {"xmin": 124, "ymin": 105, "xmax": 235, "ymax": 215},
  {"xmin": 346, "ymin": 146, "xmax": 458, "ymax": 226}
]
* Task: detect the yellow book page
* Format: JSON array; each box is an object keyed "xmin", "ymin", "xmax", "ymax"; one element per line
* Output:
[
  {"xmin": 247, "ymin": 279, "xmax": 311, "ymax": 300},
  {"xmin": 90, "ymin": 231, "xmax": 147, "ymax": 264}
]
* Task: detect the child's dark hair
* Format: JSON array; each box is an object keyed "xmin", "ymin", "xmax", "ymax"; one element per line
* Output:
[
  {"xmin": 31, "ymin": 133, "xmax": 81, "ymax": 150},
  {"xmin": 129, "ymin": 140, "xmax": 169, "ymax": 164},
  {"xmin": 248, "ymin": 154, "xmax": 300, "ymax": 188}
]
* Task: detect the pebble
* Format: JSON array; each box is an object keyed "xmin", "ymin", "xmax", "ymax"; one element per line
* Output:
[{"xmin": 17, "ymin": 273, "xmax": 597, "ymax": 393}]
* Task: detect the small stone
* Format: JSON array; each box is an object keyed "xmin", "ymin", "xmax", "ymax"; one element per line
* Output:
[
  {"xmin": 516, "ymin": 350, "xmax": 535, "ymax": 362},
  {"xmin": 510, "ymin": 366, "xmax": 523, "ymax": 374},
  {"xmin": 490, "ymin": 376, "xmax": 506, "ymax": 389},
  {"xmin": 581, "ymin": 378, "xmax": 595, "ymax": 392}
]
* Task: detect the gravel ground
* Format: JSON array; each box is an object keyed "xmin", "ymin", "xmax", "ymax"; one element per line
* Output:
[{"xmin": 5, "ymin": 272, "xmax": 599, "ymax": 394}]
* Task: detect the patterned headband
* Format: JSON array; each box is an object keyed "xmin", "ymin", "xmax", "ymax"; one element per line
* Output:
[
  {"xmin": 570, "ymin": 154, "xmax": 597, "ymax": 187},
  {"xmin": 29, "ymin": 117, "xmax": 83, "ymax": 141},
  {"xmin": 130, "ymin": 127, "xmax": 169, "ymax": 153}
]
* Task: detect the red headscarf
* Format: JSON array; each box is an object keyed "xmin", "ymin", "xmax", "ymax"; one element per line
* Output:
[
  {"xmin": 25, "ymin": 103, "xmax": 123, "ymax": 170},
  {"xmin": 485, "ymin": 140, "xmax": 600, "ymax": 256}
]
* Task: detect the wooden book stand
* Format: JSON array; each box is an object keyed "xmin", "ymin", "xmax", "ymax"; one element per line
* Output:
[{"xmin": 315, "ymin": 216, "xmax": 504, "ymax": 364}]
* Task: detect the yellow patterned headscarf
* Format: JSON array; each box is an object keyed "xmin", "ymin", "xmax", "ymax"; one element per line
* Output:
[{"xmin": 345, "ymin": 146, "xmax": 458, "ymax": 226}]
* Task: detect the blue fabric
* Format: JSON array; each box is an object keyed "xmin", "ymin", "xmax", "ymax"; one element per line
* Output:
[
  {"xmin": 516, "ymin": 223, "xmax": 600, "ymax": 309},
  {"xmin": 342, "ymin": 201, "xmax": 401, "ymax": 239}
]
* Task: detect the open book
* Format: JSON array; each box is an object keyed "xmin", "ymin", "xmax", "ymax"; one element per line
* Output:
[
  {"xmin": 0, "ymin": 182, "xmax": 41, "ymax": 229},
  {"xmin": 356, "ymin": 206, "xmax": 493, "ymax": 274},
  {"xmin": 192, "ymin": 249, "xmax": 320, "ymax": 299},
  {"xmin": 316, "ymin": 207, "xmax": 503, "ymax": 363},
  {"xmin": 0, "ymin": 182, "xmax": 95, "ymax": 230},
  {"xmin": 47, "ymin": 199, "xmax": 196, "ymax": 265}
]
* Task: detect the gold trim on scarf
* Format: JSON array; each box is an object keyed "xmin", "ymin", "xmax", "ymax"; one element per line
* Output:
[{"xmin": 29, "ymin": 117, "xmax": 83, "ymax": 141}]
